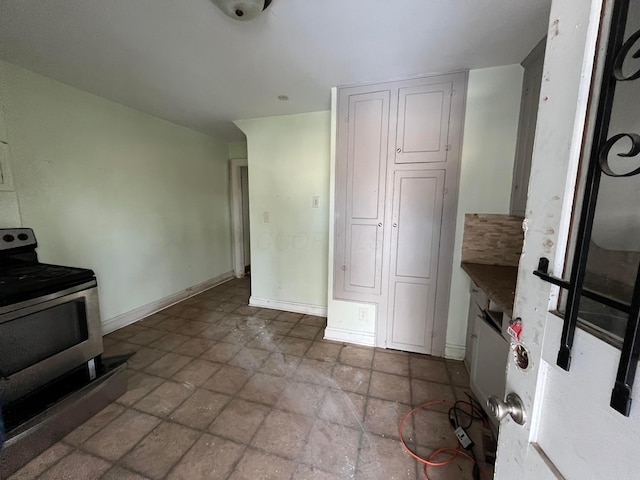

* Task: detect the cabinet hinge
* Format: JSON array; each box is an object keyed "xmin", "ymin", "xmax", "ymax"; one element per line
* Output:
[{"xmin": 450, "ymin": 89, "xmax": 455, "ymax": 97}]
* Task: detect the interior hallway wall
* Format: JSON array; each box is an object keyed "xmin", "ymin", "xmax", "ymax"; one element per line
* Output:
[
  {"xmin": 235, "ymin": 112, "xmax": 330, "ymax": 313},
  {"xmin": 0, "ymin": 60, "xmax": 234, "ymax": 326}
]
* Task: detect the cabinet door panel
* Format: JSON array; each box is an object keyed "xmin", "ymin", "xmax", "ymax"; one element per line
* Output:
[
  {"xmin": 470, "ymin": 315, "xmax": 509, "ymax": 430},
  {"xmin": 396, "ymin": 82, "xmax": 452, "ymax": 164},
  {"xmin": 390, "ymin": 282, "xmax": 430, "ymax": 346},
  {"xmin": 351, "ymin": 98, "xmax": 386, "ymax": 219},
  {"xmin": 386, "ymin": 170, "xmax": 445, "ymax": 353},
  {"xmin": 334, "ymin": 89, "xmax": 390, "ymax": 298},
  {"xmin": 395, "ymin": 175, "xmax": 440, "ymax": 278},
  {"xmin": 347, "ymin": 224, "xmax": 380, "ymax": 288}
]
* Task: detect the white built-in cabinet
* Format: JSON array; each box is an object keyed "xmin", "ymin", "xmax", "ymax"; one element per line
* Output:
[{"xmin": 333, "ymin": 73, "xmax": 467, "ymax": 356}]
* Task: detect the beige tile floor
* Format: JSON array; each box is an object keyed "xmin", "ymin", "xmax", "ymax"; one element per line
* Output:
[{"xmin": 9, "ymin": 277, "xmax": 494, "ymax": 480}]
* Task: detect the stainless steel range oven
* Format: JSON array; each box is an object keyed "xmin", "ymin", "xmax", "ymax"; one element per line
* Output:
[
  {"xmin": 0, "ymin": 228, "xmax": 103, "ymax": 405},
  {"xmin": 0, "ymin": 228, "xmax": 130, "ymax": 478}
]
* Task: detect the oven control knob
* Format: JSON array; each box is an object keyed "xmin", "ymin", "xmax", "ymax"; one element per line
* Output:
[
  {"xmin": 17, "ymin": 233, "xmax": 29, "ymax": 241},
  {"xmin": 3, "ymin": 234, "xmax": 15, "ymax": 242}
]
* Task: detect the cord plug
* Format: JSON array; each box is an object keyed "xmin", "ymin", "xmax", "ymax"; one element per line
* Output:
[{"xmin": 454, "ymin": 426, "xmax": 474, "ymax": 450}]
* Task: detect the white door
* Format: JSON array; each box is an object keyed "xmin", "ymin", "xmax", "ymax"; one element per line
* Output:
[
  {"xmin": 494, "ymin": 0, "xmax": 640, "ymax": 478},
  {"xmin": 386, "ymin": 170, "xmax": 445, "ymax": 353},
  {"xmin": 334, "ymin": 88, "xmax": 391, "ymax": 299}
]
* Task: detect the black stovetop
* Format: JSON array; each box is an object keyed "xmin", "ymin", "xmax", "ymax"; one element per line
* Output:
[
  {"xmin": 0, "ymin": 228, "xmax": 96, "ymax": 308},
  {"xmin": 0, "ymin": 258, "xmax": 95, "ymax": 308}
]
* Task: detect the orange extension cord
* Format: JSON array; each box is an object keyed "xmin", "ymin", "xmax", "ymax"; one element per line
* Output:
[{"xmin": 398, "ymin": 399, "xmax": 488, "ymax": 480}]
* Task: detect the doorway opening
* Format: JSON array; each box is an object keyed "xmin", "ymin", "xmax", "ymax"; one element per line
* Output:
[{"xmin": 230, "ymin": 158, "xmax": 250, "ymax": 278}]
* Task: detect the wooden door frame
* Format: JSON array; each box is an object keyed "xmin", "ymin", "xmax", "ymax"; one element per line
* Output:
[{"xmin": 230, "ymin": 158, "xmax": 248, "ymax": 278}]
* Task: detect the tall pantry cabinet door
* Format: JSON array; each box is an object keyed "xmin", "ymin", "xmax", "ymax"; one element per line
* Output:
[
  {"xmin": 385, "ymin": 170, "xmax": 445, "ymax": 353},
  {"xmin": 395, "ymin": 82, "xmax": 453, "ymax": 164},
  {"xmin": 334, "ymin": 88, "xmax": 391, "ymax": 299}
]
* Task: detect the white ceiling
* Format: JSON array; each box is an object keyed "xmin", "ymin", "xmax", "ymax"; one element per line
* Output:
[{"xmin": 0, "ymin": 0, "xmax": 551, "ymax": 141}]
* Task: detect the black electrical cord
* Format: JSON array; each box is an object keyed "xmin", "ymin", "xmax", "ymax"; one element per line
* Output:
[{"xmin": 399, "ymin": 396, "xmax": 491, "ymax": 480}]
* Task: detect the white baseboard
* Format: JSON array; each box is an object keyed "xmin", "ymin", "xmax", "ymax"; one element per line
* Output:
[
  {"xmin": 444, "ymin": 342, "xmax": 466, "ymax": 361},
  {"xmin": 102, "ymin": 271, "xmax": 235, "ymax": 335},
  {"xmin": 249, "ymin": 296, "xmax": 327, "ymax": 317},
  {"xmin": 324, "ymin": 327, "xmax": 375, "ymax": 347}
]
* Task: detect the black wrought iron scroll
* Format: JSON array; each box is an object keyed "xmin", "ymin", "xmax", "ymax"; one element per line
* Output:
[{"xmin": 533, "ymin": 0, "xmax": 640, "ymax": 416}]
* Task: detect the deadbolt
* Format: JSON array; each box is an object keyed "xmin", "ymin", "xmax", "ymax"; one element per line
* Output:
[{"xmin": 487, "ymin": 392, "xmax": 526, "ymax": 425}]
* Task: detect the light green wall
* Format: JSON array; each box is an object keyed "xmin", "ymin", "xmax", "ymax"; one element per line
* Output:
[
  {"xmin": 0, "ymin": 60, "xmax": 233, "ymax": 323},
  {"xmin": 445, "ymin": 64, "xmax": 523, "ymax": 358},
  {"xmin": 228, "ymin": 140, "xmax": 248, "ymax": 159},
  {"xmin": 0, "ymin": 96, "xmax": 22, "ymax": 226},
  {"xmin": 235, "ymin": 112, "xmax": 330, "ymax": 309}
]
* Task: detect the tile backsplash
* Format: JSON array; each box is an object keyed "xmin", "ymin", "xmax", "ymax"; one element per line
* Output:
[{"xmin": 461, "ymin": 214, "xmax": 524, "ymax": 266}]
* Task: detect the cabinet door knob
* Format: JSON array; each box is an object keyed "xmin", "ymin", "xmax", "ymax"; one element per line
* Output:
[
  {"xmin": 393, "ymin": 223, "xmax": 398, "ymax": 228},
  {"xmin": 396, "ymin": 148, "xmax": 401, "ymax": 153},
  {"xmin": 378, "ymin": 223, "xmax": 382, "ymax": 227}
]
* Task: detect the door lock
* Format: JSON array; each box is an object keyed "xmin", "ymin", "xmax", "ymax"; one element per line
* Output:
[{"xmin": 487, "ymin": 392, "xmax": 526, "ymax": 425}]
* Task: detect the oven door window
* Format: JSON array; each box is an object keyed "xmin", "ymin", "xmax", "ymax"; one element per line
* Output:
[{"xmin": 0, "ymin": 300, "xmax": 88, "ymax": 377}]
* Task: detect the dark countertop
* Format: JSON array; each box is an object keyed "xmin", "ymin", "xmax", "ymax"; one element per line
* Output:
[{"xmin": 461, "ymin": 262, "xmax": 518, "ymax": 318}]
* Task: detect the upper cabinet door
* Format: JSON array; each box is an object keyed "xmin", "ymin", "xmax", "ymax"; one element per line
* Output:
[
  {"xmin": 334, "ymin": 88, "xmax": 391, "ymax": 299},
  {"xmin": 395, "ymin": 82, "xmax": 453, "ymax": 164}
]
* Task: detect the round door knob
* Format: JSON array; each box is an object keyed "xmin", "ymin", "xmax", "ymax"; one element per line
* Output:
[{"xmin": 487, "ymin": 393, "xmax": 526, "ymax": 425}]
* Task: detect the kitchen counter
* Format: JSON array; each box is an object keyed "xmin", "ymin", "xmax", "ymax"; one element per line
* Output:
[{"xmin": 461, "ymin": 262, "xmax": 518, "ymax": 318}]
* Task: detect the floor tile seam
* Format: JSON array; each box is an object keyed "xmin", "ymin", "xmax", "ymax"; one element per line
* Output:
[
  {"xmin": 409, "ymin": 376, "xmax": 459, "ymax": 388},
  {"xmin": 63, "ymin": 403, "xmax": 130, "ymax": 450},
  {"xmin": 26, "ymin": 440, "xmax": 76, "ymax": 480},
  {"xmin": 123, "ymin": 333, "xmax": 170, "ymax": 348},
  {"xmin": 206, "ymin": 415, "xmax": 264, "ymax": 445},
  {"xmin": 124, "ymin": 365, "xmax": 203, "ymax": 387},
  {"xmin": 129, "ymin": 381, "xmax": 198, "ymax": 423},
  {"xmin": 293, "ymin": 419, "xmax": 362, "ymax": 478},
  {"xmin": 81, "ymin": 415, "xmax": 203, "ymax": 479},
  {"xmin": 370, "ymin": 366, "xmax": 412, "ymax": 377},
  {"xmin": 124, "ymin": 427, "xmax": 202, "ymax": 480},
  {"xmin": 353, "ymin": 350, "xmax": 377, "ymax": 476},
  {"xmin": 147, "ymin": 338, "xmax": 194, "ymax": 354},
  {"xmin": 226, "ymin": 447, "xmax": 296, "ymax": 480},
  {"xmin": 246, "ymin": 428, "xmax": 312, "ymax": 465},
  {"xmin": 224, "ymin": 401, "xmax": 293, "ymax": 476},
  {"xmin": 313, "ymin": 407, "xmax": 367, "ymax": 435},
  {"xmin": 160, "ymin": 429, "xmax": 222, "ymax": 480},
  {"xmin": 292, "ymin": 460, "xmax": 344, "ymax": 479},
  {"xmin": 405, "ymin": 355, "xmax": 418, "ymax": 458}
]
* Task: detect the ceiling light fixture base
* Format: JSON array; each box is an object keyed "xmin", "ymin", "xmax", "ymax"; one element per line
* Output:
[{"xmin": 212, "ymin": 0, "xmax": 272, "ymax": 21}]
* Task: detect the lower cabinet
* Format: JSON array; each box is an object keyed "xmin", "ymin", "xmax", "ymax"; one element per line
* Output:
[
  {"xmin": 465, "ymin": 283, "xmax": 510, "ymax": 430},
  {"xmin": 464, "ymin": 282, "xmax": 487, "ymax": 370}
]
